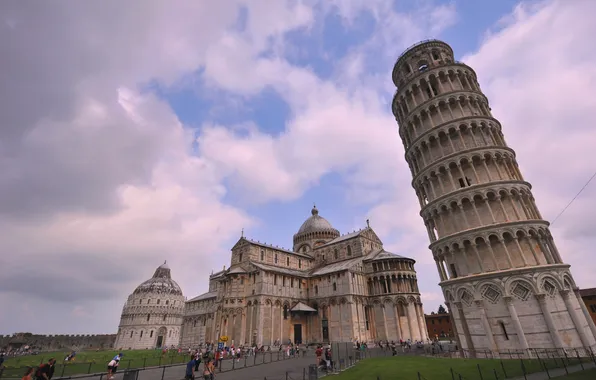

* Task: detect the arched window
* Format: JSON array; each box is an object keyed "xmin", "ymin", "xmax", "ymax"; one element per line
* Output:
[
  {"xmin": 239, "ymin": 253, "xmax": 243, "ymax": 262},
  {"xmin": 347, "ymin": 246, "xmax": 352, "ymax": 256},
  {"xmin": 334, "ymin": 249, "xmax": 338, "ymax": 259},
  {"xmin": 283, "ymin": 305, "xmax": 288, "ymax": 320},
  {"xmin": 333, "ymin": 283, "xmax": 337, "ymax": 291},
  {"xmin": 287, "ymin": 257, "xmax": 290, "ymax": 266},
  {"xmin": 165, "ymin": 300, "xmax": 169, "ymax": 305},
  {"xmin": 275, "ymin": 254, "xmax": 278, "ymax": 264},
  {"xmin": 146, "ymin": 314, "xmax": 150, "ymax": 321},
  {"xmin": 261, "ymin": 250, "xmax": 264, "ymax": 260},
  {"xmin": 157, "ymin": 299, "xmax": 160, "ymax": 305}
]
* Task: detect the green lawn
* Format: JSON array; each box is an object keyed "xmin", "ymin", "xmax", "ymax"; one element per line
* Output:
[
  {"xmin": 1, "ymin": 349, "xmax": 190, "ymax": 378},
  {"xmin": 334, "ymin": 355, "xmax": 593, "ymax": 380}
]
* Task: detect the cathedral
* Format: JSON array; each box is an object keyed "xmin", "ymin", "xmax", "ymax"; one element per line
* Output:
[
  {"xmin": 179, "ymin": 206, "xmax": 428, "ymax": 348},
  {"xmin": 115, "ymin": 205, "xmax": 428, "ymax": 350}
]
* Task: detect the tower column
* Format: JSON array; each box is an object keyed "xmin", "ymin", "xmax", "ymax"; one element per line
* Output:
[
  {"xmin": 475, "ymin": 300, "xmax": 497, "ymax": 351},
  {"xmin": 560, "ymin": 290, "xmax": 592, "ymax": 347},
  {"xmin": 535, "ymin": 294, "xmax": 563, "ymax": 348},
  {"xmin": 503, "ymin": 296, "xmax": 529, "ymax": 350},
  {"xmin": 574, "ymin": 289, "xmax": 596, "ymax": 341}
]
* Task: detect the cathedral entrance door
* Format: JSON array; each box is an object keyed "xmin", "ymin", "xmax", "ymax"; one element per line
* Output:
[
  {"xmin": 293, "ymin": 324, "xmax": 302, "ymax": 344},
  {"xmin": 156, "ymin": 336, "xmax": 163, "ymax": 348},
  {"xmin": 321, "ymin": 319, "xmax": 329, "ymax": 342}
]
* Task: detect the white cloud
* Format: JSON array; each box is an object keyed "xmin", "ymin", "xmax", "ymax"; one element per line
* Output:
[
  {"xmin": 0, "ymin": 0, "xmax": 316, "ymax": 334},
  {"xmin": 462, "ymin": 0, "xmax": 596, "ymax": 289}
]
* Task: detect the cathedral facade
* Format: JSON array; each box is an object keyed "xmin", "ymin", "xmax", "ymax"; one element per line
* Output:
[{"xmin": 179, "ymin": 206, "xmax": 428, "ymax": 348}]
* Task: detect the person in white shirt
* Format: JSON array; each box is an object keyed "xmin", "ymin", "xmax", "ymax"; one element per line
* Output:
[{"xmin": 107, "ymin": 357, "xmax": 120, "ymax": 380}]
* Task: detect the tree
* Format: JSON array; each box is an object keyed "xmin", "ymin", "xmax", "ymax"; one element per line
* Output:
[{"xmin": 438, "ymin": 305, "xmax": 447, "ymax": 314}]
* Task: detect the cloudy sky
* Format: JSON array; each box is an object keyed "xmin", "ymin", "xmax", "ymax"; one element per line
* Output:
[{"xmin": 1, "ymin": 0, "xmax": 595, "ymax": 335}]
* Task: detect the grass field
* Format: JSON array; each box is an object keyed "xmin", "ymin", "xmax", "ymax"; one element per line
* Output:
[
  {"xmin": 332, "ymin": 355, "xmax": 595, "ymax": 380},
  {"xmin": 0, "ymin": 349, "xmax": 190, "ymax": 378}
]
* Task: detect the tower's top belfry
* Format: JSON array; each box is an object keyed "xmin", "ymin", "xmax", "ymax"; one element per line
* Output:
[{"xmin": 392, "ymin": 39, "xmax": 455, "ymax": 89}]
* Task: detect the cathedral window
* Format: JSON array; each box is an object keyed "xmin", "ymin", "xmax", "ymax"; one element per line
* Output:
[
  {"xmin": 283, "ymin": 276, "xmax": 286, "ymax": 286},
  {"xmin": 147, "ymin": 299, "xmax": 150, "ymax": 304},
  {"xmin": 275, "ymin": 254, "xmax": 278, "ymax": 264},
  {"xmin": 333, "ymin": 283, "xmax": 337, "ymax": 292},
  {"xmin": 287, "ymin": 257, "xmax": 290, "ymax": 266},
  {"xmin": 283, "ymin": 305, "xmax": 288, "ymax": 319},
  {"xmin": 299, "ymin": 260, "xmax": 302, "ymax": 269},
  {"xmin": 347, "ymin": 246, "xmax": 352, "ymax": 256},
  {"xmin": 240, "ymin": 277, "xmax": 244, "ymax": 285},
  {"xmin": 147, "ymin": 314, "xmax": 150, "ymax": 321},
  {"xmin": 130, "ymin": 331, "xmax": 133, "ymax": 338},
  {"xmin": 298, "ymin": 280, "xmax": 302, "ymax": 289},
  {"xmin": 315, "ymin": 285, "xmax": 318, "ymax": 295},
  {"xmin": 140, "ymin": 331, "xmax": 143, "ymax": 338},
  {"xmin": 139, "ymin": 299, "xmax": 142, "ymax": 304},
  {"xmin": 150, "ymin": 330, "xmax": 153, "ymax": 338},
  {"xmin": 291, "ymin": 278, "xmax": 294, "ymax": 288},
  {"xmin": 261, "ymin": 250, "xmax": 264, "ymax": 260},
  {"xmin": 157, "ymin": 299, "xmax": 160, "ymax": 305},
  {"xmin": 334, "ymin": 249, "xmax": 338, "ymax": 260},
  {"xmin": 253, "ymin": 274, "xmax": 256, "ymax": 284},
  {"xmin": 166, "ymin": 300, "xmax": 169, "ymax": 305},
  {"xmin": 239, "ymin": 253, "xmax": 243, "ymax": 262},
  {"xmin": 274, "ymin": 275, "xmax": 278, "ymax": 285},
  {"xmin": 193, "ymin": 320, "xmax": 197, "ymax": 327},
  {"xmin": 163, "ymin": 315, "xmax": 166, "ymax": 321}
]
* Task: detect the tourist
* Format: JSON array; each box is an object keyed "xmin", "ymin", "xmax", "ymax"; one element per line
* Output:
[
  {"xmin": 202, "ymin": 359, "xmax": 215, "ymax": 380},
  {"xmin": 315, "ymin": 345, "xmax": 322, "ymax": 365},
  {"xmin": 194, "ymin": 350, "xmax": 201, "ymax": 372},
  {"xmin": 22, "ymin": 367, "xmax": 34, "ymax": 380},
  {"xmin": 34, "ymin": 358, "xmax": 56, "ymax": 380},
  {"xmin": 185, "ymin": 355, "xmax": 196, "ymax": 380},
  {"xmin": 106, "ymin": 356, "xmax": 120, "ymax": 380}
]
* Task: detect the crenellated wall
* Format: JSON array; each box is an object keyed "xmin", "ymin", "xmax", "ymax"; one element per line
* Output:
[{"xmin": 0, "ymin": 333, "xmax": 115, "ymax": 351}]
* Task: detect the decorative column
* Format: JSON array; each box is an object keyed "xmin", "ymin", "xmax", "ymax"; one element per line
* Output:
[
  {"xmin": 380, "ymin": 304, "xmax": 389, "ymax": 340},
  {"xmin": 535, "ymin": 294, "xmax": 563, "ymax": 348},
  {"xmin": 560, "ymin": 290, "xmax": 592, "ymax": 347},
  {"xmin": 415, "ymin": 303, "xmax": 426, "ymax": 340},
  {"xmin": 475, "ymin": 300, "xmax": 497, "ymax": 351},
  {"xmin": 503, "ymin": 296, "xmax": 529, "ymax": 350},
  {"xmin": 406, "ymin": 302, "xmax": 416, "ymax": 340},
  {"xmin": 395, "ymin": 304, "xmax": 403, "ymax": 340},
  {"xmin": 574, "ymin": 288, "xmax": 596, "ymax": 341},
  {"xmin": 455, "ymin": 302, "xmax": 475, "ymax": 356}
]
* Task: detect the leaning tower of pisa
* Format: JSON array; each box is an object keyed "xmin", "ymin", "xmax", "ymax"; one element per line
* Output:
[{"xmin": 391, "ymin": 40, "xmax": 596, "ymax": 353}]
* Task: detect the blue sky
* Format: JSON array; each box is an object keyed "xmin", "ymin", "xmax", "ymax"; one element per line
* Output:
[{"xmin": 2, "ymin": 0, "xmax": 596, "ymax": 334}]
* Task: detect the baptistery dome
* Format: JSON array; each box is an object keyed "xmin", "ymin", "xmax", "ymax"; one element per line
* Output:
[
  {"xmin": 133, "ymin": 261, "xmax": 183, "ymax": 296},
  {"xmin": 114, "ymin": 261, "xmax": 185, "ymax": 350}
]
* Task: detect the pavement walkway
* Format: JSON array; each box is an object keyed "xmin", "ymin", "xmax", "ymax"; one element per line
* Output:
[{"xmin": 507, "ymin": 362, "xmax": 595, "ymax": 380}]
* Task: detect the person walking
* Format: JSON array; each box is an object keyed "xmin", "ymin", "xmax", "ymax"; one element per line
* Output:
[
  {"xmin": 202, "ymin": 359, "xmax": 215, "ymax": 380},
  {"xmin": 34, "ymin": 359, "xmax": 55, "ymax": 380},
  {"xmin": 185, "ymin": 356, "xmax": 196, "ymax": 380}
]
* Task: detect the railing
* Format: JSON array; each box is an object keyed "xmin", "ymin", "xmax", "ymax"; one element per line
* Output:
[{"xmin": 395, "ymin": 39, "xmax": 449, "ymax": 62}]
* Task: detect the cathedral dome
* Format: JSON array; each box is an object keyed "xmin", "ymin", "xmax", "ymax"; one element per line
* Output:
[
  {"xmin": 297, "ymin": 205, "xmax": 336, "ymax": 234},
  {"xmin": 133, "ymin": 261, "xmax": 183, "ymax": 296}
]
